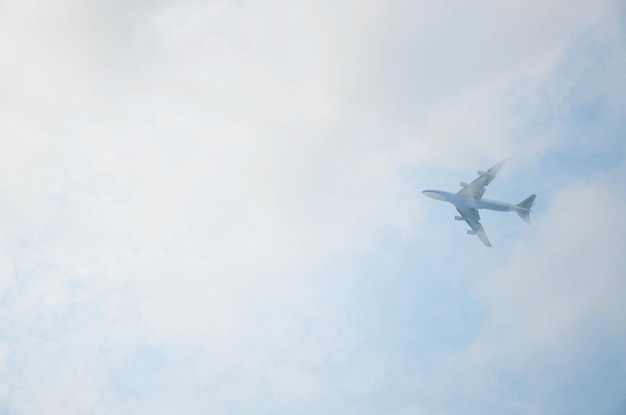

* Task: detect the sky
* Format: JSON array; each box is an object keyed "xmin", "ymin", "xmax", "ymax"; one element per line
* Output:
[{"xmin": 1, "ymin": 0, "xmax": 625, "ymax": 414}]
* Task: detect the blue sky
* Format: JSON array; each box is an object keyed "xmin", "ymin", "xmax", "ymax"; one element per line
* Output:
[{"xmin": 1, "ymin": 1, "xmax": 625, "ymax": 414}]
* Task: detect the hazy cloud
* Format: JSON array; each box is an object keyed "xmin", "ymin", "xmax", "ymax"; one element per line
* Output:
[{"xmin": 1, "ymin": 0, "xmax": 625, "ymax": 414}]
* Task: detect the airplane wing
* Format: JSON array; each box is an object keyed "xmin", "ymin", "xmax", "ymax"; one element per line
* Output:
[
  {"xmin": 456, "ymin": 206, "xmax": 492, "ymax": 247},
  {"xmin": 456, "ymin": 159, "xmax": 507, "ymax": 200}
]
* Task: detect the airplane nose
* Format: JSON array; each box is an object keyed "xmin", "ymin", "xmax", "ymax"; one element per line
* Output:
[{"xmin": 422, "ymin": 190, "xmax": 447, "ymax": 201}]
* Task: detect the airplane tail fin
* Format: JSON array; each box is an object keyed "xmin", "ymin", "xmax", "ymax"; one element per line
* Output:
[{"xmin": 516, "ymin": 194, "xmax": 536, "ymax": 224}]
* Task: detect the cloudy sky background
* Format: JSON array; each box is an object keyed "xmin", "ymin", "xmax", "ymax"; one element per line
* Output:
[{"xmin": 1, "ymin": 0, "xmax": 625, "ymax": 413}]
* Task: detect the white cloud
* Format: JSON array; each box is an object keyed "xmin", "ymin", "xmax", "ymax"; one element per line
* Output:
[
  {"xmin": 0, "ymin": 0, "xmax": 625, "ymax": 413},
  {"xmin": 412, "ymin": 165, "xmax": 626, "ymax": 412},
  {"xmin": 487, "ymin": 173, "xmax": 626, "ymax": 339},
  {"xmin": 0, "ymin": 250, "xmax": 14, "ymax": 299}
]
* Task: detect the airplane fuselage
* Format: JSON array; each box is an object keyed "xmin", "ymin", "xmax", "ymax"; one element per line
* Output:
[
  {"xmin": 422, "ymin": 190, "xmax": 527, "ymax": 213},
  {"xmin": 422, "ymin": 160, "xmax": 536, "ymax": 247}
]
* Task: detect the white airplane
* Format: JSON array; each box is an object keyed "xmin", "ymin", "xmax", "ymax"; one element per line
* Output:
[{"xmin": 422, "ymin": 160, "xmax": 536, "ymax": 247}]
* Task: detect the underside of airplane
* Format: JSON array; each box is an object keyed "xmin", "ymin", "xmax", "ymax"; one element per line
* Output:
[{"xmin": 423, "ymin": 160, "xmax": 536, "ymax": 247}]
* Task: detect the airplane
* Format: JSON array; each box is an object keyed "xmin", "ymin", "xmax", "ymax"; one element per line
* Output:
[{"xmin": 422, "ymin": 160, "xmax": 536, "ymax": 247}]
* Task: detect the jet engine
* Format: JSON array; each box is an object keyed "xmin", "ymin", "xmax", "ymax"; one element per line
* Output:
[
  {"xmin": 477, "ymin": 170, "xmax": 487, "ymax": 176},
  {"xmin": 454, "ymin": 216, "xmax": 464, "ymax": 221},
  {"xmin": 467, "ymin": 230, "xmax": 477, "ymax": 235},
  {"xmin": 460, "ymin": 182, "xmax": 469, "ymax": 188}
]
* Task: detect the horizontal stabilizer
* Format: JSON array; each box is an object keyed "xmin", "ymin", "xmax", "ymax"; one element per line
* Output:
[{"xmin": 516, "ymin": 194, "xmax": 536, "ymax": 224}]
